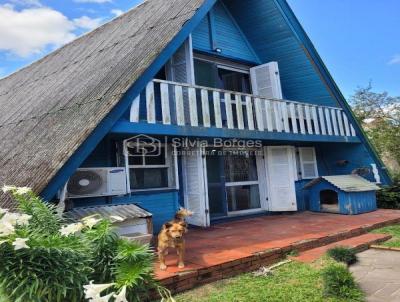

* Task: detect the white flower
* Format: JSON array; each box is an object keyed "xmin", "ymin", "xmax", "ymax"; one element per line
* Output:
[
  {"xmin": 0, "ymin": 208, "xmax": 8, "ymax": 215},
  {"xmin": 0, "ymin": 222, "xmax": 15, "ymax": 236},
  {"xmin": 113, "ymin": 286, "xmax": 128, "ymax": 302},
  {"xmin": 59, "ymin": 222, "xmax": 84, "ymax": 236},
  {"xmin": 110, "ymin": 215, "xmax": 124, "ymax": 222},
  {"xmin": 15, "ymin": 187, "xmax": 32, "ymax": 195},
  {"xmin": 2, "ymin": 185, "xmax": 16, "ymax": 193},
  {"xmin": 12, "ymin": 238, "xmax": 29, "ymax": 250},
  {"xmin": 82, "ymin": 216, "xmax": 101, "ymax": 229},
  {"xmin": 83, "ymin": 281, "xmax": 115, "ymax": 300},
  {"xmin": 16, "ymin": 214, "xmax": 32, "ymax": 226},
  {"xmin": 90, "ymin": 292, "xmax": 115, "ymax": 302},
  {"xmin": 1, "ymin": 212, "xmax": 31, "ymax": 227}
]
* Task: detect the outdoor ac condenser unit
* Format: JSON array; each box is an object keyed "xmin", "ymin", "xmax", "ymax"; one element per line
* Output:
[{"xmin": 67, "ymin": 168, "xmax": 127, "ymax": 198}]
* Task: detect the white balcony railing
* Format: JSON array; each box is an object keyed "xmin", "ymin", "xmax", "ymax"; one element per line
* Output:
[{"xmin": 130, "ymin": 79, "xmax": 356, "ymax": 137}]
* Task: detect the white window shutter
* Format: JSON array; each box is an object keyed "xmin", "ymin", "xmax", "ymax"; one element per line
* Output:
[
  {"xmin": 299, "ymin": 147, "xmax": 319, "ymax": 179},
  {"xmin": 166, "ymin": 36, "xmax": 195, "ymax": 84},
  {"xmin": 182, "ymin": 146, "xmax": 210, "ymax": 227},
  {"xmin": 250, "ymin": 62, "xmax": 283, "ymax": 99}
]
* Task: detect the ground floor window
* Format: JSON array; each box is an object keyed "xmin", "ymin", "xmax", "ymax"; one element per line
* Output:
[{"xmin": 123, "ymin": 138, "xmax": 177, "ymax": 192}]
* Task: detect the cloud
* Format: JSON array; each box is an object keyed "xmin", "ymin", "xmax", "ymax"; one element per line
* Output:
[
  {"xmin": 9, "ymin": 0, "xmax": 43, "ymax": 7},
  {"xmin": 110, "ymin": 9, "xmax": 123, "ymax": 17},
  {"xmin": 73, "ymin": 16, "xmax": 103, "ymax": 30},
  {"xmin": 0, "ymin": 5, "xmax": 76, "ymax": 57},
  {"xmin": 0, "ymin": 5, "xmax": 105, "ymax": 57},
  {"xmin": 74, "ymin": 0, "xmax": 112, "ymax": 3},
  {"xmin": 388, "ymin": 54, "xmax": 400, "ymax": 65}
]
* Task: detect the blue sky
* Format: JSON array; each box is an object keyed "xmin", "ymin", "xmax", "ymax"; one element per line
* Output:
[{"xmin": 0, "ymin": 0, "xmax": 399, "ymax": 99}]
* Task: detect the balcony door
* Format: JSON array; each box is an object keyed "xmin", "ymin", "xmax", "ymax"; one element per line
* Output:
[{"xmin": 206, "ymin": 148, "xmax": 267, "ymax": 219}]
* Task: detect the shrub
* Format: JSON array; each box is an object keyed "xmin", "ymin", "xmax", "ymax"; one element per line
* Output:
[
  {"xmin": 0, "ymin": 186, "xmax": 168, "ymax": 302},
  {"xmin": 327, "ymin": 246, "xmax": 357, "ymax": 265},
  {"xmin": 321, "ymin": 263, "xmax": 363, "ymax": 301}
]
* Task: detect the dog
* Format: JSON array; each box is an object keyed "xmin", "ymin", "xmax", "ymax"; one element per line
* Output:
[{"xmin": 157, "ymin": 208, "xmax": 193, "ymax": 270}]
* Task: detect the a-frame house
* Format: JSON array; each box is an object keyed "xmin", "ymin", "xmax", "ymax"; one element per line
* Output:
[{"xmin": 0, "ymin": 0, "xmax": 390, "ymax": 231}]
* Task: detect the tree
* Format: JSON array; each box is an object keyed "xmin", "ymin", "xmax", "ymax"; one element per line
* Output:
[{"xmin": 350, "ymin": 85, "xmax": 400, "ymax": 177}]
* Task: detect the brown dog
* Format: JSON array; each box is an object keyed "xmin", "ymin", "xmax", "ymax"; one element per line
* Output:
[{"xmin": 157, "ymin": 208, "xmax": 193, "ymax": 270}]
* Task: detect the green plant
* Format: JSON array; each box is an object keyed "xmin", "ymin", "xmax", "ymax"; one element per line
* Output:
[
  {"xmin": 377, "ymin": 180, "xmax": 400, "ymax": 210},
  {"xmin": 327, "ymin": 246, "xmax": 357, "ymax": 265},
  {"xmin": 0, "ymin": 186, "xmax": 165, "ymax": 302},
  {"xmin": 321, "ymin": 263, "xmax": 363, "ymax": 300}
]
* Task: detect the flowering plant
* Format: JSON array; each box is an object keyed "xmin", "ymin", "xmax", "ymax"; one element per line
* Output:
[{"xmin": 0, "ymin": 186, "xmax": 167, "ymax": 302}]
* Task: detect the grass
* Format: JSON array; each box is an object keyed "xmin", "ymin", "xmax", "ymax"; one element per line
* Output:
[
  {"xmin": 371, "ymin": 224, "xmax": 400, "ymax": 248},
  {"xmin": 175, "ymin": 260, "xmax": 364, "ymax": 302}
]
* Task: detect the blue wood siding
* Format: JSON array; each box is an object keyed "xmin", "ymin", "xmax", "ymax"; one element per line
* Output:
[
  {"xmin": 316, "ymin": 143, "xmax": 380, "ymax": 183},
  {"xmin": 73, "ymin": 191, "xmax": 180, "ymax": 233},
  {"xmin": 192, "ymin": 1, "xmax": 259, "ymax": 63},
  {"xmin": 339, "ymin": 190, "xmax": 377, "ymax": 215},
  {"xmin": 224, "ymin": 0, "xmax": 339, "ymax": 107}
]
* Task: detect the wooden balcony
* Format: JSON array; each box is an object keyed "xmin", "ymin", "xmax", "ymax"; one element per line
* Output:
[{"xmin": 112, "ymin": 79, "xmax": 360, "ymax": 143}]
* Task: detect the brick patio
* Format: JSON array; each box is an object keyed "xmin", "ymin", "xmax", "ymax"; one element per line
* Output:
[{"xmin": 155, "ymin": 209, "xmax": 400, "ymax": 293}]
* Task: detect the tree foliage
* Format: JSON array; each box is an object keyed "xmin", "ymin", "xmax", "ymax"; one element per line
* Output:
[{"xmin": 351, "ymin": 85, "xmax": 400, "ymax": 176}]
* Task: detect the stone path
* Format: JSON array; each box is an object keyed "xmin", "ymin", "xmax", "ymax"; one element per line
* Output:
[{"xmin": 350, "ymin": 249, "xmax": 400, "ymax": 302}]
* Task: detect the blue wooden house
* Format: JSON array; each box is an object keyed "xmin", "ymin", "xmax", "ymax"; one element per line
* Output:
[{"xmin": 0, "ymin": 0, "xmax": 391, "ymax": 232}]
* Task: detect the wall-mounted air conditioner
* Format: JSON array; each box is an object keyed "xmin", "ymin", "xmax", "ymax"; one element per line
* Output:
[{"xmin": 67, "ymin": 168, "xmax": 127, "ymax": 198}]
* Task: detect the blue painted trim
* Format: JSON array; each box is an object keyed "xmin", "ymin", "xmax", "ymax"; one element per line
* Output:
[
  {"xmin": 219, "ymin": 0, "xmax": 261, "ymax": 64},
  {"xmin": 274, "ymin": 0, "xmax": 391, "ymax": 185},
  {"xmin": 111, "ymin": 121, "xmax": 361, "ymax": 144},
  {"xmin": 41, "ymin": 0, "xmax": 219, "ymax": 201},
  {"xmin": 194, "ymin": 49, "xmax": 259, "ymax": 65},
  {"xmin": 208, "ymin": 11, "xmax": 218, "ymax": 50}
]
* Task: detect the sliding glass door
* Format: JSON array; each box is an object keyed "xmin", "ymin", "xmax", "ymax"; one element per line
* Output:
[
  {"xmin": 224, "ymin": 151, "xmax": 261, "ymax": 214},
  {"xmin": 206, "ymin": 149, "xmax": 263, "ymax": 219}
]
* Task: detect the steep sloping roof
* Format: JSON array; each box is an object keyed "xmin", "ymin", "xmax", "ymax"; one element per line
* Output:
[
  {"xmin": 304, "ymin": 175, "xmax": 380, "ymax": 192},
  {"xmin": 0, "ymin": 0, "xmax": 207, "ymax": 208}
]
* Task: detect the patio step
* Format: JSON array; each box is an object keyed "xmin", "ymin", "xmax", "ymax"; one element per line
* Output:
[{"xmin": 291, "ymin": 233, "xmax": 392, "ymax": 263}]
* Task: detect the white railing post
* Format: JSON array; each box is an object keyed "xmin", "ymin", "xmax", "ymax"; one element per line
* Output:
[
  {"xmin": 213, "ymin": 91, "xmax": 222, "ymax": 128},
  {"xmin": 318, "ymin": 107, "xmax": 326, "ymax": 135},
  {"xmin": 311, "ymin": 106, "xmax": 320, "ymax": 135},
  {"xmin": 235, "ymin": 94, "xmax": 245, "ymax": 130},
  {"xmin": 289, "ymin": 103, "xmax": 298, "ymax": 134},
  {"xmin": 254, "ymin": 98, "xmax": 264, "ymax": 131},
  {"xmin": 175, "ymin": 85, "xmax": 185, "ymax": 126},
  {"xmin": 245, "ymin": 96, "xmax": 254, "ymax": 130},
  {"xmin": 146, "ymin": 82, "xmax": 155, "ymax": 124},
  {"xmin": 298, "ymin": 104, "xmax": 306, "ymax": 134},
  {"xmin": 201, "ymin": 89, "xmax": 211, "ymax": 127},
  {"xmin": 160, "ymin": 83, "xmax": 171, "ymax": 125},
  {"xmin": 224, "ymin": 92, "xmax": 234, "ymax": 129}
]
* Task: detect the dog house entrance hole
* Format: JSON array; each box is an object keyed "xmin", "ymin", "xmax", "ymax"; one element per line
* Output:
[{"xmin": 320, "ymin": 189, "xmax": 339, "ymax": 213}]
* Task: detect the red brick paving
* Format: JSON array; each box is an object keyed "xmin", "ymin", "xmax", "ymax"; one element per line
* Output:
[
  {"xmin": 154, "ymin": 209, "xmax": 400, "ymax": 293},
  {"xmin": 292, "ymin": 233, "xmax": 392, "ymax": 263}
]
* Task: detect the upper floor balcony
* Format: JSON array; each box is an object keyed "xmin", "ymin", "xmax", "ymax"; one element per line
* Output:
[{"xmin": 111, "ymin": 79, "xmax": 360, "ymax": 143}]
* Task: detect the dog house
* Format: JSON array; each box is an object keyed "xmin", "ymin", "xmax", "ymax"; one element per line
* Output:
[
  {"xmin": 67, "ymin": 203, "xmax": 153, "ymax": 244},
  {"xmin": 304, "ymin": 175, "xmax": 380, "ymax": 215}
]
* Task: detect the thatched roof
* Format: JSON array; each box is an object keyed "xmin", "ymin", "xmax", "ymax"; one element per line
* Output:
[{"xmin": 0, "ymin": 0, "xmax": 206, "ymax": 208}]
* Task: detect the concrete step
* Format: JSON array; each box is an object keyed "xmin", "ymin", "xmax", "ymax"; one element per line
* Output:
[{"xmin": 292, "ymin": 233, "xmax": 392, "ymax": 263}]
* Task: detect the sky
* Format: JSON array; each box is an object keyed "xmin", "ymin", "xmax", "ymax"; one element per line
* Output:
[{"xmin": 0, "ymin": 0, "xmax": 399, "ymax": 99}]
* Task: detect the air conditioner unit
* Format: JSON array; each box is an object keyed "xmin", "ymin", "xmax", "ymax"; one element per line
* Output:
[{"xmin": 67, "ymin": 168, "xmax": 127, "ymax": 198}]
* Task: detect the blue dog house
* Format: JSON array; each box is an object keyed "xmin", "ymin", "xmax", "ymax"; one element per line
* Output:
[{"xmin": 304, "ymin": 175, "xmax": 380, "ymax": 215}]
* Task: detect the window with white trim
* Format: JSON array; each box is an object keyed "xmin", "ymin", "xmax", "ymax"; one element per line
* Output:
[
  {"xmin": 124, "ymin": 141, "xmax": 177, "ymax": 191},
  {"xmin": 298, "ymin": 147, "xmax": 319, "ymax": 179}
]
